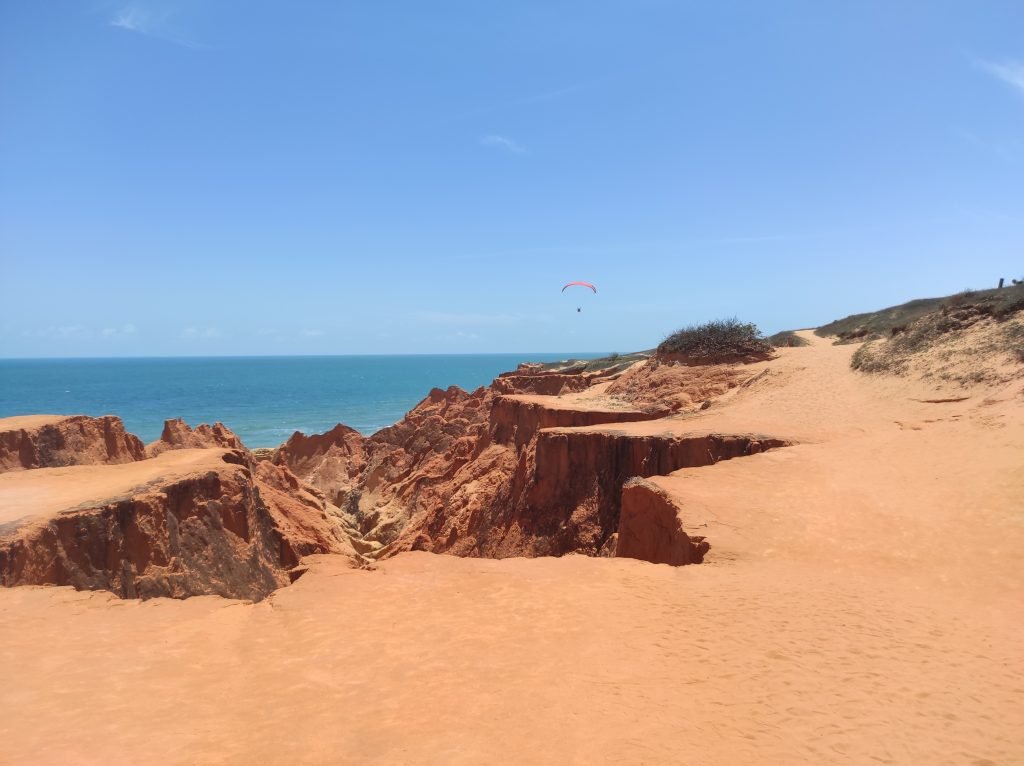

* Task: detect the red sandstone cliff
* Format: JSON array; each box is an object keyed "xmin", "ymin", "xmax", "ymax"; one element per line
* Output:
[
  {"xmin": 0, "ymin": 449, "xmax": 360, "ymax": 600},
  {"xmin": 0, "ymin": 415, "xmax": 146, "ymax": 473}
]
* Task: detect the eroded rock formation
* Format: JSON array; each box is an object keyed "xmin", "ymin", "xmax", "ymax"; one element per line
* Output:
[
  {"xmin": 616, "ymin": 477, "xmax": 709, "ymax": 565},
  {"xmin": 0, "ymin": 415, "xmax": 146, "ymax": 473},
  {"xmin": 146, "ymin": 418, "xmax": 246, "ymax": 457}
]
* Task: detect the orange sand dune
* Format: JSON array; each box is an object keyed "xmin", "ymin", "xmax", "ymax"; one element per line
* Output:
[{"xmin": 1, "ymin": 331, "xmax": 1022, "ymax": 764}]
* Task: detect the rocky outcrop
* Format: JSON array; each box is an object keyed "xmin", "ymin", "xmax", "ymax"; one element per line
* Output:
[
  {"xmin": 0, "ymin": 450, "xmax": 359, "ymax": 600},
  {"xmin": 492, "ymin": 373, "xmax": 592, "ymax": 396},
  {"xmin": 605, "ymin": 360, "xmax": 754, "ymax": 412},
  {"xmin": 146, "ymin": 418, "xmax": 245, "ymax": 457},
  {"xmin": 616, "ymin": 478, "xmax": 709, "ymax": 565},
  {"xmin": 0, "ymin": 415, "xmax": 145, "ymax": 473},
  {"xmin": 272, "ymin": 423, "xmax": 368, "ymax": 508},
  {"xmin": 489, "ymin": 396, "xmax": 667, "ymax": 448}
]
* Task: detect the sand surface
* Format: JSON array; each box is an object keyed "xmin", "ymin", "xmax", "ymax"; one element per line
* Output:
[
  {"xmin": 1, "ymin": 333, "xmax": 1022, "ymax": 764},
  {"xmin": 1, "ymin": 553, "xmax": 1020, "ymax": 765},
  {"xmin": 0, "ymin": 448, "xmax": 232, "ymax": 532},
  {"xmin": 0, "ymin": 414, "xmax": 70, "ymax": 430}
]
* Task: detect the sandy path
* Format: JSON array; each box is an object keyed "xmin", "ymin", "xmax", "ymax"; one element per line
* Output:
[{"xmin": 546, "ymin": 332, "xmax": 1000, "ymax": 444}]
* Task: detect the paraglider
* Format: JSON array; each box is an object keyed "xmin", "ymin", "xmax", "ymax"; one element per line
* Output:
[
  {"xmin": 561, "ymin": 281, "xmax": 597, "ymax": 294},
  {"xmin": 562, "ymin": 281, "xmax": 596, "ymax": 312}
]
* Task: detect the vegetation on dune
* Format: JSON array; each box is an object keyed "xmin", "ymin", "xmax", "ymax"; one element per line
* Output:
[
  {"xmin": 817, "ymin": 284, "xmax": 1024, "ymax": 344},
  {"xmin": 768, "ymin": 330, "xmax": 810, "ymax": 348},
  {"xmin": 851, "ymin": 288, "xmax": 1024, "ymax": 384},
  {"xmin": 657, "ymin": 318, "xmax": 773, "ymax": 363}
]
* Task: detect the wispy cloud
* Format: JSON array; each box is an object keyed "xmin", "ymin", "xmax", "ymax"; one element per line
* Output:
[
  {"xmin": 978, "ymin": 59, "xmax": 1024, "ymax": 97},
  {"xmin": 182, "ymin": 326, "xmax": 222, "ymax": 339},
  {"xmin": 110, "ymin": 4, "xmax": 207, "ymax": 49},
  {"xmin": 480, "ymin": 134, "xmax": 527, "ymax": 154},
  {"xmin": 101, "ymin": 323, "xmax": 138, "ymax": 338},
  {"xmin": 301, "ymin": 329, "xmax": 325, "ymax": 338}
]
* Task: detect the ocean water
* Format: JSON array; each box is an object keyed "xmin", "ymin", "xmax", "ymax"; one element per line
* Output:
[{"xmin": 0, "ymin": 354, "xmax": 599, "ymax": 448}]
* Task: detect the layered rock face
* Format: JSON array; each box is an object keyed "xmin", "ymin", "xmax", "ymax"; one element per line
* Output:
[
  {"xmin": 0, "ymin": 451, "xmax": 289, "ymax": 599},
  {"xmin": 0, "ymin": 417, "xmax": 361, "ymax": 600},
  {"xmin": 0, "ymin": 415, "xmax": 146, "ymax": 472}
]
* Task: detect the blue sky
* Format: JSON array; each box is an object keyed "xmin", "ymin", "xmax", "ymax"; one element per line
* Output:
[{"xmin": 1, "ymin": 1, "xmax": 1022, "ymax": 357}]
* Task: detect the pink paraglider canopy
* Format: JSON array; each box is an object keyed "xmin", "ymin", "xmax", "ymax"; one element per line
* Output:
[{"xmin": 561, "ymin": 281, "xmax": 597, "ymax": 293}]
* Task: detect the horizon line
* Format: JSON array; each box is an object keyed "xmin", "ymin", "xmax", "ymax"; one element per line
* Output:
[{"xmin": 0, "ymin": 351, "xmax": 617, "ymax": 362}]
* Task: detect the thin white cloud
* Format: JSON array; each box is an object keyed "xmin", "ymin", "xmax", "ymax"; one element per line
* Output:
[
  {"xmin": 979, "ymin": 59, "xmax": 1024, "ymax": 97},
  {"xmin": 480, "ymin": 134, "xmax": 527, "ymax": 154},
  {"xmin": 182, "ymin": 326, "xmax": 222, "ymax": 339},
  {"xmin": 434, "ymin": 330, "xmax": 482, "ymax": 343},
  {"xmin": 109, "ymin": 5, "xmax": 207, "ymax": 49},
  {"xmin": 101, "ymin": 323, "xmax": 138, "ymax": 338},
  {"xmin": 301, "ymin": 329, "xmax": 325, "ymax": 338},
  {"xmin": 111, "ymin": 7, "xmax": 158, "ymax": 33}
]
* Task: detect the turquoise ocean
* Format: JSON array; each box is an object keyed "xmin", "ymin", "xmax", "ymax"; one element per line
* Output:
[{"xmin": 0, "ymin": 355, "xmax": 599, "ymax": 448}]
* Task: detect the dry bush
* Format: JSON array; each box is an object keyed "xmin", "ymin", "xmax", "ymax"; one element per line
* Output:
[{"xmin": 658, "ymin": 319, "xmax": 773, "ymax": 363}]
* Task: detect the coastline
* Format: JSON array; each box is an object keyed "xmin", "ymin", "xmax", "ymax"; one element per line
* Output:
[{"xmin": 0, "ymin": 353, "xmax": 605, "ymax": 447}]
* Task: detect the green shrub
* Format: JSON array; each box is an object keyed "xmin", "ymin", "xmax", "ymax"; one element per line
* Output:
[
  {"xmin": 768, "ymin": 330, "xmax": 810, "ymax": 347},
  {"xmin": 658, "ymin": 318, "xmax": 773, "ymax": 362}
]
